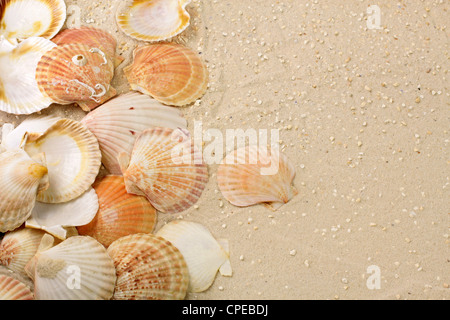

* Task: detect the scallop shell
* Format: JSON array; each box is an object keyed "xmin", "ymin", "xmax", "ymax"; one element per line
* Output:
[
  {"xmin": 120, "ymin": 127, "xmax": 208, "ymax": 214},
  {"xmin": 26, "ymin": 188, "xmax": 99, "ymax": 240},
  {"xmin": 0, "ymin": 37, "xmax": 56, "ymax": 115},
  {"xmin": 80, "ymin": 92, "xmax": 187, "ymax": 175},
  {"xmin": 1, "ymin": 115, "xmax": 60, "ymax": 150},
  {"xmin": 24, "ymin": 118, "xmax": 102, "ymax": 204},
  {"xmin": 116, "ymin": 0, "xmax": 191, "ymax": 42},
  {"xmin": 107, "ymin": 233, "xmax": 189, "ymax": 300},
  {"xmin": 0, "ymin": 274, "xmax": 34, "ymax": 300},
  {"xmin": 26, "ymin": 235, "xmax": 116, "ymax": 300},
  {"xmin": 0, "ymin": 149, "xmax": 48, "ymax": 232},
  {"xmin": 35, "ymin": 43, "xmax": 116, "ymax": 112},
  {"xmin": 0, "ymin": 0, "xmax": 66, "ymax": 43},
  {"xmin": 52, "ymin": 26, "xmax": 124, "ymax": 68},
  {"xmin": 156, "ymin": 220, "xmax": 232, "ymax": 293},
  {"xmin": 77, "ymin": 175, "xmax": 157, "ymax": 248},
  {"xmin": 0, "ymin": 228, "xmax": 47, "ymax": 277},
  {"xmin": 124, "ymin": 43, "xmax": 208, "ymax": 107},
  {"xmin": 217, "ymin": 145, "xmax": 297, "ymax": 210}
]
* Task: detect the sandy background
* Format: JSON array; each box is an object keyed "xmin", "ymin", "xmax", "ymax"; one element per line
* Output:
[{"xmin": 1, "ymin": 0, "xmax": 449, "ymax": 300}]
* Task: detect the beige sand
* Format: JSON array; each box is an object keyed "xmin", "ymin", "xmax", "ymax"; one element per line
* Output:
[{"xmin": 0, "ymin": 0, "xmax": 448, "ymax": 300}]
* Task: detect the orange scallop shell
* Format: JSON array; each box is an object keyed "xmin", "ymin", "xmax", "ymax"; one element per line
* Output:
[
  {"xmin": 0, "ymin": 274, "xmax": 34, "ymax": 300},
  {"xmin": 124, "ymin": 43, "xmax": 208, "ymax": 107},
  {"xmin": 35, "ymin": 43, "xmax": 116, "ymax": 111},
  {"xmin": 77, "ymin": 175, "xmax": 157, "ymax": 248}
]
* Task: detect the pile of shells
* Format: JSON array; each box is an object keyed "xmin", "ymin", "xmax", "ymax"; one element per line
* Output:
[{"xmin": 0, "ymin": 0, "xmax": 296, "ymax": 300}]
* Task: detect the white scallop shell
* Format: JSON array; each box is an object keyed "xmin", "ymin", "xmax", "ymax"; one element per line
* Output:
[
  {"xmin": 26, "ymin": 188, "xmax": 99, "ymax": 240},
  {"xmin": 0, "ymin": 37, "xmax": 57, "ymax": 115},
  {"xmin": 156, "ymin": 220, "xmax": 232, "ymax": 292},
  {"xmin": 28, "ymin": 236, "xmax": 117, "ymax": 300},
  {"xmin": 24, "ymin": 118, "xmax": 102, "ymax": 203},
  {"xmin": 81, "ymin": 92, "xmax": 187, "ymax": 175}
]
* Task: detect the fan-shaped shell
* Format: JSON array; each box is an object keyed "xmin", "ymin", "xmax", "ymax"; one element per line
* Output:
[
  {"xmin": 0, "ymin": 274, "xmax": 34, "ymax": 300},
  {"xmin": 124, "ymin": 43, "xmax": 208, "ymax": 107},
  {"xmin": 217, "ymin": 145, "xmax": 297, "ymax": 210},
  {"xmin": 35, "ymin": 43, "xmax": 116, "ymax": 111},
  {"xmin": 0, "ymin": 228, "xmax": 47, "ymax": 277},
  {"xmin": 26, "ymin": 188, "xmax": 99, "ymax": 240},
  {"xmin": 77, "ymin": 175, "xmax": 156, "ymax": 247},
  {"xmin": 0, "ymin": 149, "xmax": 48, "ymax": 232},
  {"xmin": 121, "ymin": 127, "xmax": 208, "ymax": 214},
  {"xmin": 52, "ymin": 26, "xmax": 124, "ymax": 68},
  {"xmin": 156, "ymin": 220, "xmax": 232, "ymax": 293},
  {"xmin": 0, "ymin": 0, "xmax": 66, "ymax": 43},
  {"xmin": 27, "ymin": 236, "xmax": 116, "ymax": 300},
  {"xmin": 24, "ymin": 118, "xmax": 102, "ymax": 204},
  {"xmin": 80, "ymin": 92, "xmax": 187, "ymax": 175},
  {"xmin": 107, "ymin": 233, "xmax": 189, "ymax": 300},
  {"xmin": 116, "ymin": 0, "xmax": 191, "ymax": 42},
  {"xmin": 0, "ymin": 37, "xmax": 56, "ymax": 115}
]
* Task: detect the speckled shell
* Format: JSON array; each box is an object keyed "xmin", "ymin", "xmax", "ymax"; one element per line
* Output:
[
  {"xmin": 0, "ymin": 37, "xmax": 56, "ymax": 115},
  {"xmin": 124, "ymin": 43, "xmax": 208, "ymax": 107},
  {"xmin": 24, "ymin": 118, "xmax": 102, "ymax": 204},
  {"xmin": 0, "ymin": 149, "xmax": 48, "ymax": 232},
  {"xmin": 27, "ymin": 236, "xmax": 117, "ymax": 300},
  {"xmin": 0, "ymin": 0, "xmax": 66, "ymax": 42},
  {"xmin": 121, "ymin": 127, "xmax": 209, "ymax": 214},
  {"xmin": 80, "ymin": 92, "xmax": 187, "ymax": 175},
  {"xmin": 217, "ymin": 145, "xmax": 297, "ymax": 210},
  {"xmin": 0, "ymin": 228, "xmax": 47, "ymax": 277},
  {"xmin": 77, "ymin": 175, "xmax": 157, "ymax": 248},
  {"xmin": 35, "ymin": 43, "xmax": 116, "ymax": 111},
  {"xmin": 107, "ymin": 233, "xmax": 189, "ymax": 300},
  {"xmin": 116, "ymin": 0, "xmax": 191, "ymax": 42},
  {"xmin": 0, "ymin": 274, "xmax": 34, "ymax": 300}
]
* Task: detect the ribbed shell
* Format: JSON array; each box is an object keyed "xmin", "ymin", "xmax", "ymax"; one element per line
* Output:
[
  {"xmin": 24, "ymin": 118, "xmax": 102, "ymax": 204},
  {"xmin": 30, "ymin": 236, "xmax": 116, "ymax": 300},
  {"xmin": 0, "ymin": 228, "xmax": 46, "ymax": 277},
  {"xmin": 122, "ymin": 127, "xmax": 208, "ymax": 214},
  {"xmin": 107, "ymin": 233, "xmax": 189, "ymax": 300},
  {"xmin": 77, "ymin": 175, "xmax": 157, "ymax": 247},
  {"xmin": 80, "ymin": 92, "xmax": 187, "ymax": 175},
  {"xmin": 0, "ymin": 149, "xmax": 48, "ymax": 232},
  {"xmin": 35, "ymin": 43, "xmax": 116, "ymax": 111},
  {"xmin": 0, "ymin": 37, "xmax": 56, "ymax": 115},
  {"xmin": 217, "ymin": 146, "xmax": 297, "ymax": 210},
  {"xmin": 0, "ymin": 274, "xmax": 34, "ymax": 300},
  {"xmin": 116, "ymin": 0, "xmax": 191, "ymax": 42},
  {"xmin": 156, "ymin": 220, "xmax": 232, "ymax": 293},
  {"xmin": 124, "ymin": 43, "xmax": 208, "ymax": 107},
  {"xmin": 0, "ymin": 0, "xmax": 66, "ymax": 42}
]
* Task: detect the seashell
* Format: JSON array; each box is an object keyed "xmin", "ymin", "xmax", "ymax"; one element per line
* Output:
[
  {"xmin": 1, "ymin": 115, "xmax": 60, "ymax": 150},
  {"xmin": 35, "ymin": 43, "xmax": 116, "ymax": 112},
  {"xmin": 156, "ymin": 220, "xmax": 232, "ymax": 293},
  {"xmin": 107, "ymin": 233, "xmax": 189, "ymax": 300},
  {"xmin": 116, "ymin": 0, "xmax": 191, "ymax": 42},
  {"xmin": 52, "ymin": 26, "xmax": 124, "ymax": 68},
  {"xmin": 77, "ymin": 175, "xmax": 157, "ymax": 247},
  {"xmin": 0, "ymin": 37, "xmax": 56, "ymax": 115},
  {"xmin": 120, "ymin": 127, "xmax": 208, "ymax": 214},
  {"xmin": 26, "ymin": 235, "xmax": 116, "ymax": 300},
  {"xmin": 0, "ymin": 274, "xmax": 34, "ymax": 300},
  {"xmin": 124, "ymin": 43, "xmax": 209, "ymax": 107},
  {"xmin": 217, "ymin": 145, "xmax": 297, "ymax": 210},
  {"xmin": 0, "ymin": 228, "xmax": 47, "ymax": 277},
  {"xmin": 0, "ymin": 0, "xmax": 66, "ymax": 43},
  {"xmin": 26, "ymin": 188, "xmax": 99, "ymax": 240},
  {"xmin": 0, "ymin": 149, "xmax": 48, "ymax": 232},
  {"xmin": 24, "ymin": 118, "xmax": 102, "ymax": 204},
  {"xmin": 80, "ymin": 92, "xmax": 187, "ymax": 174}
]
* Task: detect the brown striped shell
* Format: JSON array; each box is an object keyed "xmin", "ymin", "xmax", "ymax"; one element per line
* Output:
[
  {"xmin": 0, "ymin": 274, "xmax": 34, "ymax": 300},
  {"xmin": 107, "ymin": 233, "xmax": 189, "ymax": 300}
]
